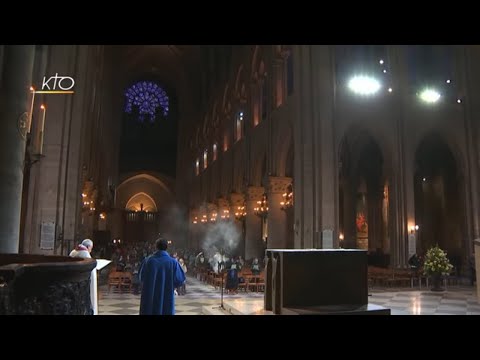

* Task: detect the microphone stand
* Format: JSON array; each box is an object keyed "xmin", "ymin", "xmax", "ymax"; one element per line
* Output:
[{"xmin": 213, "ymin": 261, "xmax": 226, "ymax": 311}]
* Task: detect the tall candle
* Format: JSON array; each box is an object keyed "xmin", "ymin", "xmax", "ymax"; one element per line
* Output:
[
  {"xmin": 39, "ymin": 104, "xmax": 46, "ymax": 155},
  {"xmin": 27, "ymin": 86, "xmax": 35, "ymax": 133}
]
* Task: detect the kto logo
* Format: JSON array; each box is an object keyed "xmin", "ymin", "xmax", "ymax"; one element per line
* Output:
[{"xmin": 36, "ymin": 73, "xmax": 75, "ymax": 94}]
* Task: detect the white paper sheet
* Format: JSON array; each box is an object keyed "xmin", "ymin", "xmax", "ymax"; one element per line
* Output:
[{"xmin": 95, "ymin": 259, "xmax": 112, "ymax": 271}]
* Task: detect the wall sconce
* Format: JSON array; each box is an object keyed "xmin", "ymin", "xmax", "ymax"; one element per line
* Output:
[
  {"xmin": 280, "ymin": 183, "xmax": 293, "ymax": 211},
  {"xmin": 410, "ymin": 225, "xmax": 419, "ymax": 234},
  {"xmin": 209, "ymin": 212, "xmax": 218, "ymax": 222},
  {"xmin": 254, "ymin": 193, "xmax": 269, "ymax": 218},
  {"xmin": 220, "ymin": 209, "xmax": 230, "ymax": 219},
  {"xmin": 235, "ymin": 205, "xmax": 246, "ymax": 220}
]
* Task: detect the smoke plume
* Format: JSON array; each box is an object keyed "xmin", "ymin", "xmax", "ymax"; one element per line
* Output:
[{"xmin": 201, "ymin": 220, "xmax": 241, "ymax": 259}]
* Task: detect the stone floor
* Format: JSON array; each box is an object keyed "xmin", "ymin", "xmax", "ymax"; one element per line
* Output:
[
  {"xmin": 98, "ymin": 276, "xmax": 480, "ymax": 315},
  {"xmin": 98, "ymin": 276, "xmax": 264, "ymax": 315}
]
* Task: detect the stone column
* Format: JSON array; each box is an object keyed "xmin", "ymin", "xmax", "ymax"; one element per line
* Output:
[
  {"xmin": 0, "ymin": 45, "xmax": 35, "ymax": 253},
  {"xmin": 244, "ymin": 187, "xmax": 264, "ymax": 260},
  {"xmin": 388, "ymin": 45, "xmax": 410, "ymax": 268},
  {"xmin": 292, "ymin": 45, "xmax": 315, "ymax": 249},
  {"xmin": 110, "ymin": 208, "xmax": 123, "ymax": 240},
  {"xmin": 462, "ymin": 46, "xmax": 480, "ymax": 254},
  {"xmin": 267, "ymin": 176, "xmax": 292, "ymax": 249},
  {"xmin": 342, "ymin": 179, "xmax": 356, "ymax": 249},
  {"xmin": 229, "ymin": 192, "xmax": 245, "ymax": 258},
  {"xmin": 273, "ymin": 56, "xmax": 286, "ymax": 108},
  {"xmin": 312, "ymin": 45, "xmax": 338, "ymax": 248}
]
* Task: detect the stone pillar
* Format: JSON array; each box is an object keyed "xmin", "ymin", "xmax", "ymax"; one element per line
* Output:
[
  {"xmin": 267, "ymin": 176, "xmax": 292, "ymax": 249},
  {"xmin": 229, "ymin": 192, "xmax": 245, "ymax": 258},
  {"xmin": 342, "ymin": 179, "xmax": 356, "ymax": 249},
  {"xmin": 312, "ymin": 46, "xmax": 338, "ymax": 248},
  {"xmin": 292, "ymin": 45, "xmax": 315, "ymax": 249},
  {"xmin": 244, "ymin": 187, "xmax": 264, "ymax": 260},
  {"xmin": 110, "ymin": 208, "xmax": 123, "ymax": 240},
  {"xmin": 0, "ymin": 45, "xmax": 35, "ymax": 253},
  {"xmin": 462, "ymin": 46, "xmax": 480, "ymax": 254},
  {"xmin": 388, "ymin": 45, "xmax": 410, "ymax": 268},
  {"xmin": 273, "ymin": 56, "xmax": 286, "ymax": 108}
]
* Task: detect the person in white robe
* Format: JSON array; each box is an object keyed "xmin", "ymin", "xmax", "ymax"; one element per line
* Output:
[{"xmin": 69, "ymin": 239, "xmax": 98, "ymax": 315}]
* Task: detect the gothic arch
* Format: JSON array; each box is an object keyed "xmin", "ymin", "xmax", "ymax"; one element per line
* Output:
[
  {"xmin": 338, "ymin": 125, "xmax": 392, "ymax": 176},
  {"xmin": 413, "ymin": 132, "xmax": 466, "ymax": 263},
  {"xmin": 412, "ymin": 130, "xmax": 466, "ymax": 178},
  {"xmin": 338, "ymin": 127, "xmax": 388, "ymax": 252},
  {"xmin": 234, "ymin": 65, "xmax": 244, "ymax": 98},
  {"xmin": 251, "ymin": 46, "xmax": 266, "ymax": 82},
  {"xmin": 222, "ymin": 83, "xmax": 230, "ymax": 114},
  {"xmin": 125, "ymin": 192, "xmax": 158, "ymax": 212}
]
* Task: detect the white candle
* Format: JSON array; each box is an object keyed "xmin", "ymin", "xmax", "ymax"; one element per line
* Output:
[
  {"xmin": 27, "ymin": 87, "xmax": 35, "ymax": 133},
  {"xmin": 39, "ymin": 104, "xmax": 46, "ymax": 155}
]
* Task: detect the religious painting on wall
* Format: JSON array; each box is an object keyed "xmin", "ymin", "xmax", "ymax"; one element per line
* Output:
[{"xmin": 356, "ymin": 193, "xmax": 368, "ymax": 249}]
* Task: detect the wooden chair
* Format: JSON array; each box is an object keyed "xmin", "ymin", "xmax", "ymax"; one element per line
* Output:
[
  {"xmin": 119, "ymin": 272, "xmax": 133, "ymax": 293},
  {"xmin": 256, "ymin": 273, "xmax": 265, "ymax": 292},
  {"xmin": 108, "ymin": 271, "xmax": 123, "ymax": 293}
]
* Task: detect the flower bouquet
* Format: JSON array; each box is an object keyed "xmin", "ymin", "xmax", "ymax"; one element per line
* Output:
[{"xmin": 423, "ymin": 245, "xmax": 453, "ymax": 277}]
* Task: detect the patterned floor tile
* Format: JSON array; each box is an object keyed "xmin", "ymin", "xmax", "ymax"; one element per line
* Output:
[{"xmin": 98, "ymin": 275, "xmax": 479, "ymax": 315}]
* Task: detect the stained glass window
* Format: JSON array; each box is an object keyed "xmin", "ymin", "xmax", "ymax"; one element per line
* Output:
[{"xmin": 124, "ymin": 81, "xmax": 169, "ymax": 122}]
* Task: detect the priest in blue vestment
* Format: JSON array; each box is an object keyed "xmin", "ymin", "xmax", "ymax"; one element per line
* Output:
[{"xmin": 139, "ymin": 238, "xmax": 186, "ymax": 315}]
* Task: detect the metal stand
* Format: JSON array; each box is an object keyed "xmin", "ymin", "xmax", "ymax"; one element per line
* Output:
[{"xmin": 213, "ymin": 262, "xmax": 226, "ymax": 311}]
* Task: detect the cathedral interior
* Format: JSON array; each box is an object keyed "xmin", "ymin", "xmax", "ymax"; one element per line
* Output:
[{"xmin": 0, "ymin": 45, "xmax": 479, "ymax": 315}]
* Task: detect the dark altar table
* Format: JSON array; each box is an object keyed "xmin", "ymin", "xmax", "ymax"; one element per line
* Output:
[{"xmin": 264, "ymin": 249, "xmax": 390, "ymax": 315}]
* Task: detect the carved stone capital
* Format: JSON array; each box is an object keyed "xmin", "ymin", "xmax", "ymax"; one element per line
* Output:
[
  {"xmin": 206, "ymin": 202, "xmax": 217, "ymax": 212},
  {"xmin": 246, "ymin": 186, "xmax": 265, "ymax": 201},
  {"xmin": 229, "ymin": 192, "xmax": 245, "ymax": 207},
  {"xmin": 268, "ymin": 176, "xmax": 292, "ymax": 194},
  {"xmin": 217, "ymin": 197, "xmax": 230, "ymax": 209}
]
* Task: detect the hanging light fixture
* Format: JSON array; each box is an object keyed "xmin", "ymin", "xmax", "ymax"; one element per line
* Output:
[
  {"xmin": 280, "ymin": 183, "xmax": 294, "ymax": 211},
  {"xmin": 234, "ymin": 204, "xmax": 246, "ymax": 221},
  {"xmin": 254, "ymin": 193, "xmax": 269, "ymax": 218}
]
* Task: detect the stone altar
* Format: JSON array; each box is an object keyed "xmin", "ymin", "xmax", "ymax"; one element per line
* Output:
[{"xmin": 0, "ymin": 254, "xmax": 96, "ymax": 315}]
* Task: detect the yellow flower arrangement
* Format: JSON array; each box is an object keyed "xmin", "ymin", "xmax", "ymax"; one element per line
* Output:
[{"xmin": 423, "ymin": 245, "xmax": 453, "ymax": 276}]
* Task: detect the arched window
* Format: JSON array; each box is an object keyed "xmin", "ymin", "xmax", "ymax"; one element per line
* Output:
[
  {"xmin": 213, "ymin": 143, "xmax": 218, "ymax": 161},
  {"xmin": 223, "ymin": 132, "xmax": 229, "ymax": 152},
  {"xmin": 203, "ymin": 149, "xmax": 208, "ymax": 169},
  {"xmin": 235, "ymin": 111, "xmax": 244, "ymax": 142},
  {"xmin": 195, "ymin": 159, "xmax": 200, "ymax": 176},
  {"xmin": 124, "ymin": 81, "xmax": 169, "ymax": 122}
]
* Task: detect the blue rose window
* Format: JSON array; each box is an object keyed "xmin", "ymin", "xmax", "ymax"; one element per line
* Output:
[{"xmin": 124, "ymin": 81, "xmax": 169, "ymax": 122}]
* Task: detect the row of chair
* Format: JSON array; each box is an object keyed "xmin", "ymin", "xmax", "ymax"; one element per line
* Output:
[{"xmin": 108, "ymin": 271, "xmax": 133, "ymax": 293}]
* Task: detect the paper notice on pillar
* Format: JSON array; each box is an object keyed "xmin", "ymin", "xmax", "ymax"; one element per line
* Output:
[
  {"xmin": 322, "ymin": 229, "xmax": 333, "ymax": 249},
  {"xmin": 40, "ymin": 222, "xmax": 55, "ymax": 250},
  {"xmin": 408, "ymin": 234, "xmax": 416, "ymax": 257}
]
